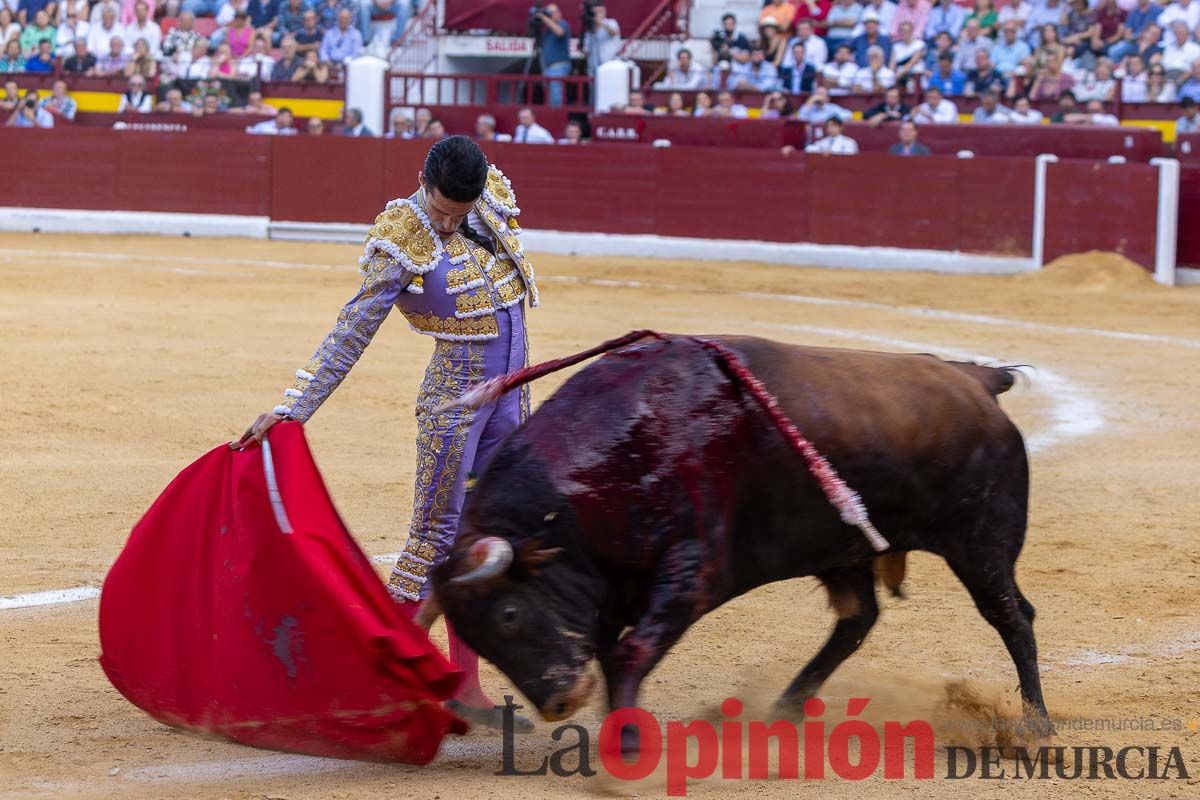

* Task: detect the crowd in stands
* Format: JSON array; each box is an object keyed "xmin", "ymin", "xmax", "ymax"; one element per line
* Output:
[{"xmin": 651, "ymin": 0, "xmax": 1200, "ymax": 136}]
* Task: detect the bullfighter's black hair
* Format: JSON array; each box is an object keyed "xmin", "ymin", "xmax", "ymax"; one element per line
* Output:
[{"xmin": 423, "ymin": 135, "xmax": 488, "ymax": 203}]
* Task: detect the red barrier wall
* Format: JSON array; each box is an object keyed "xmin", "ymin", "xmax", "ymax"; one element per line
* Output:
[
  {"xmin": 1043, "ymin": 160, "xmax": 1161, "ymax": 269},
  {"xmin": 840, "ymin": 121, "xmax": 1162, "ymax": 161}
]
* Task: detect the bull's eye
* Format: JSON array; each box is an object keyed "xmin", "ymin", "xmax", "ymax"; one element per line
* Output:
[{"xmin": 498, "ymin": 604, "xmax": 520, "ymax": 634}]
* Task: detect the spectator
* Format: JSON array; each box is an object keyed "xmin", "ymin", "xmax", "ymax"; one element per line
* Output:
[
  {"xmin": 124, "ymin": 37, "xmax": 158, "ymax": 78},
  {"xmin": 513, "ymin": 106, "xmax": 554, "ymax": 143},
  {"xmin": 294, "ymin": 8, "xmax": 322, "ymax": 54},
  {"xmin": 760, "ymin": 0, "xmax": 798, "ymax": 31},
  {"xmin": 1060, "ymin": 0, "xmax": 1098, "ymax": 69},
  {"xmin": 731, "ymin": 45, "xmax": 779, "ymax": 91},
  {"xmin": 196, "ymin": 92, "xmax": 224, "ymax": 116},
  {"xmin": 116, "ymin": 74, "xmax": 153, "ymax": 111},
  {"xmin": 927, "ymin": 0, "xmax": 966, "ymax": 42},
  {"xmin": 424, "ymin": 118, "xmax": 445, "ymax": 139},
  {"xmin": 1120, "ymin": 54, "xmax": 1149, "ymax": 101},
  {"xmin": 474, "ymin": 112, "xmax": 497, "ymax": 141},
  {"xmin": 208, "ymin": 41, "xmax": 238, "ymax": 78},
  {"xmin": 710, "ymin": 12, "xmax": 749, "ymax": 64},
  {"xmin": 583, "ymin": 3, "xmax": 621, "ymax": 77},
  {"xmin": 247, "ymin": 105, "xmax": 298, "ymax": 133},
  {"xmin": 864, "ymin": 85, "xmax": 910, "ymax": 125},
  {"xmin": 852, "ymin": 11, "xmax": 892, "ymax": 67},
  {"xmin": 386, "ymin": 108, "xmax": 411, "ymax": 137},
  {"xmin": 626, "ymin": 89, "xmax": 653, "ymax": 113},
  {"xmin": 692, "ymin": 90, "xmax": 713, "ymax": 116},
  {"xmin": 760, "ymin": 90, "xmax": 794, "ymax": 118},
  {"xmin": 0, "ymin": 81, "xmax": 19, "ymax": 113},
  {"xmin": 924, "ymin": 30, "xmax": 955, "ymax": 70},
  {"xmin": 275, "ymin": 0, "xmax": 310, "ymax": 43},
  {"xmin": 238, "ymin": 34, "xmax": 275, "ymax": 80},
  {"xmin": 185, "ymin": 37, "xmax": 212, "ymax": 78},
  {"xmin": 965, "ymin": 0, "xmax": 998, "ymax": 38},
  {"xmin": 222, "ymin": 9, "xmax": 255, "ymax": 58},
  {"xmin": 292, "ymin": 47, "xmax": 328, "ymax": 81},
  {"xmin": 1108, "ymin": 0, "xmax": 1162, "ymax": 63},
  {"xmin": 656, "ymin": 48, "xmax": 704, "ymax": 89},
  {"xmin": 63, "ymin": 38, "xmax": 95, "ymax": 72},
  {"xmin": 1075, "ymin": 58, "xmax": 1117, "ymax": 101},
  {"xmin": 991, "ymin": 21, "xmax": 1032, "ymax": 77},
  {"xmin": 889, "ymin": 119, "xmax": 931, "ymax": 153},
  {"xmin": 1029, "ymin": 51, "xmax": 1076, "ymax": 101},
  {"xmin": 316, "ymin": 0, "xmax": 351, "ymax": 32},
  {"xmin": 320, "ymin": 6, "xmax": 362, "ymax": 63},
  {"xmin": 182, "ymin": 0, "xmax": 221, "ymax": 19},
  {"xmin": 1146, "ymin": 64, "xmax": 1178, "ymax": 102},
  {"xmin": 1091, "ymin": 0, "xmax": 1126, "ymax": 56},
  {"xmin": 87, "ymin": 6, "xmax": 122, "ymax": 57},
  {"xmin": 1177, "ymin": 58, "xmax": 1200, "ymax": 100},
  {"xmin": 794, "ymin": 0, "xmax": 831, "ymax": 34},
  {"xmin": 965, "ymin": 47, "xmax": 1004, "ymax": 95},
  {"xmin": 0, "ymin": 40, "xmax": 27, "ymax": 72},
  {"xmin": 21, "ymin": 9, "xmax": 57, "ymax": 56},
  {"xmin": 1032, "ymin": 23, "xmax": 1066, "ymax": 72},
  {"xmin": 972, "ymin": 88, "xmax": 1011, "ymax": 121},
  {"xmin": 558, "ymin": 118, "xmax": 583, "ymax": 144},
  {"xmin": 535, "ymin": 3, "xmax": 571, "ymax": 107},
  {"xmin": 784, "ymin": 41, "xmax": 818, "ymax": 92},
  {"xmin": 891, "ymin": 0, "xmax": 931, "ymax": 39},
  {"xmin": 163, "ymin": 12, "xmax": 199, "ymax": 59},
  {"xmin": 1023, "ymin": 0, "xmax": 1063, "ymax": 44},
  {"xmin": 1125, "ymin": 21, "xmax": 1164, "ymax": 70},
  {"xmin": 787, "ymin": 19, "xmax": 827, "ymax": 67},
  {"xmin": 1161, "ymin": 20, "xmax": 1200, "ymax": 78},
  {"xmin": 952, "ymin": 18, "xmax": 991, "ymax": 73},
  {"xmin": 1157, "ymin": 0, "xmax": 1200, "ymax": 34},
  {"xmin": 824, "ymin": 0, "xmax": 862, "ymax": 51},
  {"xmin": 7, "ymin": 89, "xmax": 54, "ymax": 127},
  {"xmin": 1176, "ymin": 96, "xmax": 1200, "ymax": 133},
  {"xmin": 1063, "ymin": 98, "xmax": 1118, "ymax": 124},
  {"xmin": 126, "ymin": 1, "xmax": 161, "ymax": 55},
  {"xmin": 997, "ymin": 0, "xmax": 1031, "ymax": 30},
  {"xmin": 805, "ymin": 115, "xmax": 859, "ymax": 153},
  {"xmin": 0, "ymin": 9, "xmax": 19, "ymax": 44},
  {"xmin": 821, "ymin": 43, "xmax": 859, "ymax": 92},
  {"xmin": 760, "ymin": 17, "xmax": 788, "ymax": 67},
  {"xmin": 926, "ymin": 52, "xmax": 967, "ymax": 95},
  {"xmin": 235, "ymin": 89, "xmax": 277, "ymax": 114},
  {"xmin": 40, "ymin": 79, "xmax": 76, "ymax": 119},
  {"xmin": 912, "ymin": 84, "xmax": 958, "ymax": 121},
  {"xmin": 341, "ymin": 105, "xmax": 373, "ymax": 135},
  {"xmin": 889, "ymin": 20, "xmax": 926, "ymax": 83},
  {"xmin": 55, "ymin": 7, "xmax": 89, "ymax": 57},
  {"xmin": 307, "ymin": 115, "xmax": 324, "ymax": 134},
  {"xmin": 248, "ymin": 0, "xmax": 282, "ymax": 33},
  {"xmin": 88, "ymin": 0, "xmax": 121, "ymax": 26},
  {"xmin": 96, "ymin": 35, "xmax": 129, "ymax": 75},
  {"xmin": 1008, "ymin": 94, "xmax": 1044, "ymax": 122},
  {"xmin": 26, "ymin": 39, "xmax": 56, "ymax": 71},
  {"xmin": 855, "ymin": 44, "xmax": 897, "ymax": 91},
  {"xmin": 712, "ymin": 88, "xmax": 749, "ymax": 118},
  {"xmin": 271, "ymin": 35, "xmax": 303, "ymax": 79},
  {"xmin": 797, "ymin": 85, "xmax": 852, "ymax": 122},
  {"xmin": 412, "ymin": 105, "xmax": 430, "ymax": 136},
  {"xmin": 1048, "ymin": 92, "xmax": 1078, "ymax": 121},
  {"xmin": 156, "ymin": 86, "xmax": 193, "ymax": 112},
  {"xmin": 853, "ymin": 0, "xmax": 898, "ymax": 36},
  {"xmin": 662, "ymin": 91, "xmax": 689, "ymax": 116}
]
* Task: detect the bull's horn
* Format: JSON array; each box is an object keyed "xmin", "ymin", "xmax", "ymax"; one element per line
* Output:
[{"xmin": 451, "ymin": 537, "xmax": 514, "ymax": 585}]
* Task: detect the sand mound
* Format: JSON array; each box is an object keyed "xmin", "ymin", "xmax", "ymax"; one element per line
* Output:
[{"xmin": 1026, "ymin": 251, "xmax": 1158, "ymax": 290}]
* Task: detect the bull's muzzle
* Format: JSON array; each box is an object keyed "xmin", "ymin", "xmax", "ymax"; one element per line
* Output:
[{"xmin": 539, "ymin": 672, "xmax": 597, "ymax": 722}]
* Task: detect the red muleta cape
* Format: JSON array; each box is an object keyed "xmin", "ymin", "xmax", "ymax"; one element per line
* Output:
[{"xmin": 99, "ymin": 421, "xmax": 466, "ymax": 763}]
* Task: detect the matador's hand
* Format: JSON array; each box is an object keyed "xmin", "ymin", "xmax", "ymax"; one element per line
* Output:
[{"xmin": 232, "ymin": 411, "xmax": 288, "ymax": 449}]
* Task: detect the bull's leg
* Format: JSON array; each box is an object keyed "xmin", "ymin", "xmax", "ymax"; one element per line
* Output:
[
  {"xmin": 600, "ymin": 541, "xmax": 710, "ymax": 753},
  {"xmin": 944, "ymin": 554, "xmax": 1052, "ymax": 739},
  {"xmin": 775, "ymin": 564, "xmax": 879, "ymax": 713}
]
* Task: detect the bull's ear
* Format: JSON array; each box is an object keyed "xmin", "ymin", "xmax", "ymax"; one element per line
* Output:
[{"xmin": 516, "ymin": 538, "xmax": 565, "ymax": 572}]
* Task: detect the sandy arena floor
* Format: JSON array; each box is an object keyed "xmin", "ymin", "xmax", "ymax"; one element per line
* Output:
[{"xmin": 0, "ymin": 234, "xmax": 1198, "ymax": 799}]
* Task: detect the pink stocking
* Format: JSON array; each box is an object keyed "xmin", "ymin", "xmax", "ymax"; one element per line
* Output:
[{"xmin": 446, "ymin": 620, "xmax": 493, "ymax": 709}]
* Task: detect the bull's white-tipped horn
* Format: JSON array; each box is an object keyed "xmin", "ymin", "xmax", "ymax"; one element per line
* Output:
[{"xmin": 451, "ymin": 537, "xmax": 514, "ymax": 584}]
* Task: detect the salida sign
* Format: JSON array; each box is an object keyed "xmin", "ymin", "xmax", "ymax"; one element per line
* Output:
[{"xmin": 492, "ymin": 697, "xmax": 1193, "ymax": 796}]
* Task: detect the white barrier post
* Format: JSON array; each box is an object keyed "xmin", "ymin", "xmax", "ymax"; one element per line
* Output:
[
  {"xmin": 1149, "ymin": 157, "xmax": 1180, "ymax": 286},
  {"xmin": 1032, "ymin": 153, "xmax": 1059, "ymax": 268},
  {"xmin": 595, "ymin": 59, "xmax": 637, "ymax": 113},
  {"xmin": 346, "ymin": 55, "xmax": 389, "ymax": 136}
]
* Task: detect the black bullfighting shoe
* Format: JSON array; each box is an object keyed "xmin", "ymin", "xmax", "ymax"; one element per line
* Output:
[{"xmin": 447, "ymin": 699, "xmax": 535, "ymax": 734}]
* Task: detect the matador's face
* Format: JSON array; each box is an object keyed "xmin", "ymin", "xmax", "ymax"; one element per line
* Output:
[{"xmin": 418, "ymin": 174, "xmax": 478, "ymax": 237}]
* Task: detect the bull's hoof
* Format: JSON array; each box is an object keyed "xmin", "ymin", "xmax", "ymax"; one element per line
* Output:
[
  {"xmin": 447, "ymin": 699, "xmax": 535, "ymax": 734},
  {"xmin": 770, "ymin": 694, "xmax": 810, "ymax": 720}
]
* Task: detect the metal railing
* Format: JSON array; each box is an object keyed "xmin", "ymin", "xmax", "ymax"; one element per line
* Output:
[
  {"xmin": 617, "ymin": 0, "xmax": 691, "ymax": 68},
  {"xmin": 386, "ymin": 71, "xmax": 594, "ymax": 111},
  {"xmin": 390, "ymin": 0, "xmax": 439, "ymax": 74}
]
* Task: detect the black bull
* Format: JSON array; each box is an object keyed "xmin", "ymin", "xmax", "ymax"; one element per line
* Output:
[{"xmin": 430, "ymin": 333, "xmax": 1050, "ymax": 741}]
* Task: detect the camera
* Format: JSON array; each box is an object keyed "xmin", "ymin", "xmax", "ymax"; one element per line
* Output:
[
  {"xmin": 24, "ymin": 95, "xmax": 36, "ymax": 109},
  {"xmin": 581, "ymin": 0, "xmax": 600, "ymax": 34},
  {"xmin": 527, "ymin": 3, "xmax": 545, "ymax": 37}
]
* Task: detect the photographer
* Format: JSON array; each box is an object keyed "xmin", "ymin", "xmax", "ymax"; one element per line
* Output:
[
  {"xmin": 582, "ymin": 2, "xmax": 620, "ymax": 77},
  {"xmin": 534, "ymin": 3, "xmax": 571, "ymax": 106},
  {"xmin": 7, "ymin": 90, "xmax": 55, "ymax": 128},
  {"xmin": 710, "ymin": 13, "xmax": 750, "ymax": 64}
]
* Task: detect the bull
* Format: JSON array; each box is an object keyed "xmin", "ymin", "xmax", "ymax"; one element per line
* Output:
[{"xmin": 427, "ymin": 331, "xmax": 1051, "ymax": 747}]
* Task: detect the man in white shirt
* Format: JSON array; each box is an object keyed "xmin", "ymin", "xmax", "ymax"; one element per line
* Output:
[
  {"xmin": 1120, "ymin": 55, "xmax": 1150, "ymax": 102},
  {"xmin": 125, "ymin": 1, "xmax": 162, "ymax": 56},
  {"xmin": 87, "ymin": 6, "xmax": 122, "ymax": 57},
  {"xmin": 1161, "ymin": 20, "xmax": 1200, "ymax": 75},
  {"xmin": 583, "ymin": 3, "xmax": 621, "ymax": 76},
  {"xmin": 236, "ymin": 35, "xmax": 276, "ymax": 81},
  {"xmin": 513, "ymin": 107, "xmax": 555, "ymax": 144},
  {"xmin": 186, "ymin": 38, "xmax": 212, "ymax": 78},
  {"xmin": 953, "ymin": 18, "xmax": 993, "ymax": 73},
  {"xmin": 821, "ymin": 44, "xmax": 860, "ymax": 93},
  {"xmin": 972, "ymin": 90, "xmax": 1011, "ymax": 122},
  {"xmin": 117, "ymin": 75, "xmax": 153, "ymax": 113},
  {"xmin": 805, "ymin": 116, "xmax": 859, "ymax": 154},
  {"xmin": 851, "ymin": 0, "xmax": 898, "ymax": 36},
  {"xmin": 786, "ymin": 19, "xmax": 828, "ymax": 68},
  {"xmin": 247, "ymin": 107, "xmax": 299, "ymax": 135},
  {"xmin": 1008, "ymin": 95, "xmax": 1044, "ymax": 123},
  {"xmin": 55, "ymin": 8, "xmax": 89, "ymax": 57},
  {"xmin": 1157, "ymin": 0, "xmax": 1200, "ymax": 37},
  {"xmin": 855, "ymin": 45, "xmax": 896, "ymax": 91},
  {"xmin": 654, "ymin": 47, "xmax": 705, "ymax": 89},
  {"xmin": 912, "ymin": 85, "xmax": 959, "ymax": 122}
]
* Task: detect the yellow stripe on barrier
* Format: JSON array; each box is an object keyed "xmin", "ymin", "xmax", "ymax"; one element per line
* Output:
[
  {"xmin": 1122, "ymin": 118, "xmax": 1176, "ymax": 143},
  {"xmin": 69, "ymin": 90, "xmax": 343, "ymax": 120}
]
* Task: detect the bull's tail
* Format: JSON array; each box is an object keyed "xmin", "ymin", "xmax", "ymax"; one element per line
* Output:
[
  {"xmin": 438, "ymin": 330, "xmax": 892, "ymax": 554},
  {"xmin": 949, "ymin": 362, "xmax": 1027, "ymax": 397}
]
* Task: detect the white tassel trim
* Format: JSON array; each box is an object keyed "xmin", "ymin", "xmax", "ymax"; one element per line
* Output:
[
  {"xmin": 483, "ymin": 166, "xmax": 521, "ymax": 218},
  {"xmin": 284, "ymin": 388, "xmax": 303, "ymax": 398},
  {"xmin": 272, "ymin": 404, "xmax": 292, "ymax": 416},
  {"xmin": 445, "ymin": 276, "xmax": 486, "ymax": 295},
  {"xmin": 357, "ymin": 199, "xmax": 442, "ymax": 276},
  {"xmin": 454, "ymin": 304, "xmax": 498, "ymax": 320},
  {"xmin": 295, "ymin": 369, "xmax": 315, "ymax": 381},
  {"xmin": 405, "ymin": 281, "xmax": 423, "ymax": 294}
]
